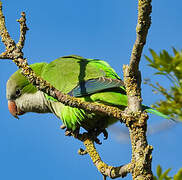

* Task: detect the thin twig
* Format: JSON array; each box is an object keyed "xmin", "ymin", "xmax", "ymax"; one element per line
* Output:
[
  {"xmin": 129, "ymin": 0, "xmax": 152, "ymax": 75},
  {"xmin": 16, "ymin": 12, "xmax": 29, "ymax": 50},
  {"xmin": 0, "ymin": 2, "xmax": 16, "ymax": 51}
]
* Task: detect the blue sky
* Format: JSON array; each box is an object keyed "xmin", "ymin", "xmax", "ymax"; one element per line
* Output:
[{"xmin": 0, "ymin": 1, "xmax": 181, "ymax": 180}]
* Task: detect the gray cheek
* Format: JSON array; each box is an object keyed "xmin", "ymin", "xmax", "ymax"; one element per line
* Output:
[
  {"xmin": 15, "ymin": 95, "xmax": 27, "ymax": 112},
  {"xmin": 15, "ymin": 91, "xmax": 51, "ymax": 113}
]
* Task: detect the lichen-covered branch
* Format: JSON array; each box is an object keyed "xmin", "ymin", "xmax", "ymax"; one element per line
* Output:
[
  {"xmin": 77, "ymin": 133, "xmax": 133, "ymax": 179},
  {"xmin": 124, "ymin": 0, "xmax": 152, "ymax": 113},
  {"xmin": 129, "ymin": 0, "xmax": 152, "ymax": 76},
  {"xmin": 0, "ymin": 2, "xmax": 16, "ymax": 58},
  {"xmin": 16, "ymin": 12, "xmax": 29, "ymax": 50},
  {"xmin": 122, "ymin": 0, "xmax": 153, "ymax": 179}
]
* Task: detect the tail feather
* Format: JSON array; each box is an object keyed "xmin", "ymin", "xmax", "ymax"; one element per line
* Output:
[{"xmin": 142, "ymin": 105, "xmax": 171, "ymax": 120}]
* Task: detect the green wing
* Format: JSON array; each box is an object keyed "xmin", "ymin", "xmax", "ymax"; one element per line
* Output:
[
  {"xmin": 41, "ymin": 55, "xmax": 121, "ymax": 93},
  {"xmin": 68, "ymin": 77, "xmax": 124, "ymax": 97},
  {"xmin": 40, "ymin": 55, "xmax": 170, "ymax": 131},
  {"xmin": 41, "ymin": 55, "xmax": 127, "ymax": 130}
]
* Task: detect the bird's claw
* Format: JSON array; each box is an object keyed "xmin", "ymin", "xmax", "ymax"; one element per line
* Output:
[
  {"xmin": 87, "ymin": 128, "xmax": 108, "ymax": 144},
  {"xmin": 62, "ymin": 126, "xmax": 80, "ymax": 138},
  {"xmin": 102, "ymin": 129, "xmax": 108, "ymax": 140},
  {"xmin": 60, "ymin": 124, "xmax": 66, "ymax": 129},
  {"xmin": 78, "ymin": 148, "xmax": 88, "ymax": 155},
  {"xmin": 65, "ymin": 129, "xmax": 72, "ymax": 136},
  {"xmin": 61, "ymin": 125, "xmax": 108, "ymax": 145},
  {"xmin": 94, "ymin": 137, "xmax": 102, "ymax": 145}
]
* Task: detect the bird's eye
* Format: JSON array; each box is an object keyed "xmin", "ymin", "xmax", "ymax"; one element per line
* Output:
[{"xmin": 15, "ymin": 89, "xmax": 21, "ymax": 96}]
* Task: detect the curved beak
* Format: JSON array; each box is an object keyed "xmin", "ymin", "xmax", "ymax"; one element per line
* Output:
[
  {"xmin": 8, "ymin": 100, "xmax": 25, "ymax": 119},
  {"xmin": 8, "ymin": 100, "xmax": 19, "ymax": 119}
]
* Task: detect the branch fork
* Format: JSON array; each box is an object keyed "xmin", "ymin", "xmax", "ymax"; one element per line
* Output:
[{"xmin": 76, "ymin": 132, "xmax": 133, "ymax": 178}]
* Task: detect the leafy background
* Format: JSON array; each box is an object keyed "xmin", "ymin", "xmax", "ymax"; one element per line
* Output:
[{"xmin": 0, "ymin": 1, "xmax": 181, "ymax": 180}]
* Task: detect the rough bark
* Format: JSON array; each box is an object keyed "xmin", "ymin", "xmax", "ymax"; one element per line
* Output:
[{"xmin": 123, "ymin": 0, "xmax": 153, "ymax": 179}]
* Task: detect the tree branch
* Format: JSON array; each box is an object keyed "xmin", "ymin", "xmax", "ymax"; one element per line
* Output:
[
  {"xmin": 123, "ymin": 0, "xmax": 153, "ymax": 179},
  {"xmin": 77, "ymin": 133, "xmax": 133, "ymax": 179},
  {"xmin": 16, "ymin": 12, "xmax": 29, "ymax": 50},
  {"xmin": 0, "ymin": 2, "xmax": 16, "ymax": 58}
]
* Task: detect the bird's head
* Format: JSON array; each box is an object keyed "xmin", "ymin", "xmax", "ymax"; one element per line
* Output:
[{"xmin": 6, "ymin": 63, "xmax": 48, "ymax": 119}]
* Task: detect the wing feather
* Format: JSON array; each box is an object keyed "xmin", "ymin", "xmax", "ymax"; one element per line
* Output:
[{"xmin": 68, "ymin": 77, "xmax": 125, "ymax": 97}]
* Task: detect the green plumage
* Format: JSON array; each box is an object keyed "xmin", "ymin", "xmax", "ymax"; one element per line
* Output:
[
  {"xmin": 6, "ymin": 55, "xmax": 170, "ymax": 132},
  {"xmin": 41, "ymin": 55, "xmax": 127, "ymax": 131}
]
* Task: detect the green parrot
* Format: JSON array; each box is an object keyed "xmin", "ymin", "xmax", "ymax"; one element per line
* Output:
[{"xmin": 6, "ymin": 55, "xmax": 169, "ymax": 137}]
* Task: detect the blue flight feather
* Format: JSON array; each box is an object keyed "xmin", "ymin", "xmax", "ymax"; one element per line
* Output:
[{"xmin": 68, "ymin": 77, "xmax": 124, "ymax": 97}]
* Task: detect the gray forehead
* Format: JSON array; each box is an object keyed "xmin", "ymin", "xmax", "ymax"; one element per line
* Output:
[{"xmin": 6, "ymin": 78, "xmax": 17, "ymax": 100}]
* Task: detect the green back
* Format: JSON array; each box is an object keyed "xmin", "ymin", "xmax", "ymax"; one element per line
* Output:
[
  {"xmin": 40, "ymin": 55, "xmax": 126, "ymax": 130},
  {"xmin": 41, "ymin": 55, "xmax": 120, "ymax": 93}
]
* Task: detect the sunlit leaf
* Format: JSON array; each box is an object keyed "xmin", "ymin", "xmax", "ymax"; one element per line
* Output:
[
  {"xmin": 174, "ymin": 168, "xmax": 182, "ymax": 180},
  {"xmin": 172, "ymin": 47, "xmax": 178, "ymax": 56},
  {"xmin": 157, "ymin": 165, "xmax": 162, "ymax": 177},
  {"xmin": 154, "ymin": 72, "xmax": 167, "ymax": 76},
  {"xmin": 145, "ymin": 48, "xmax": 182, "ymax": 121}
]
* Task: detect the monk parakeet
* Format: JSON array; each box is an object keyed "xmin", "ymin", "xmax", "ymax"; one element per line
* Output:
[{"xmin": 6, "ymin": 55, "xmax": 169, "ymax": 136}]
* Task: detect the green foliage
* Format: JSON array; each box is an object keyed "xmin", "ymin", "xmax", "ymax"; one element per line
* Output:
[
  {"xmin": 174, "ymin": 169, "xmax": 182, "ymax": 180},
  {"xmin": 145, "ymin": 48, "xmax": 182, "ymax": 120},
  {"xmin": 154, "ymin": 165, "xmax": 171, "ymax": 180},
  {"xmin": 154, "ymin": 165, "xmax": 182, "ymax": 180}
]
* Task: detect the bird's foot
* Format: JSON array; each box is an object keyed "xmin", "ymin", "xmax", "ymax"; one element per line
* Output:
[
  {"xmin": 71, "ymin": 128, "xmax": 80, "ymax": 138},
  {"xmin": 76, "ymin": 129, "xmax": 108, "ymax": 155},
  {"xmin": 65, "ymin": 129, "xmax": 72, "ymax": 136},
  {"xmin": 87, "ymin": 128, "xmax": 108, "ymax": 144},
  {"xmin": 60, "ymin": 124, "xmax": 80, "ymax": 137},
  {"xmin": 60, "ymin": 124, "xmax": 108, "ymax": 144}
]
